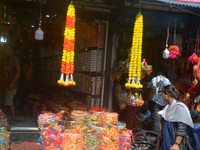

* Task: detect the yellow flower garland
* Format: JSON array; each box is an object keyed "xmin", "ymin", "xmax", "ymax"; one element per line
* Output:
[{"xmin": 125, "ymin": 13, "xmax": 143, "ymax": 89}]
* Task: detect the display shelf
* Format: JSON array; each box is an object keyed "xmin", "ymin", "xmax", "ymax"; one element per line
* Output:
[
  {"xmin": 74, "ymin": 71, "xmax": 102, "ymax": 75},
  {"xmin": 77, "ymin": 47, "xmax": 104, "ymax": 53},
  {"xmin": 36, "ymin": 20, "xmax": 107, "ymax": 109}
]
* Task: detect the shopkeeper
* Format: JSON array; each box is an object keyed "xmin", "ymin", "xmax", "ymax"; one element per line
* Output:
[
  {"xmin": 2, "ymin": 44, "xmax": 20, "ymax": 125},
  {"xmin": 148, "ymin": 65, "xmax": 171, "ymax": 131}
]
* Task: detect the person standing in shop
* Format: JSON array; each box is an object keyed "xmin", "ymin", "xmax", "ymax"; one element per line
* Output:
[
  {"xmin": 148, "ymin": 65, "xmax": 171, "ymax": 131},
  {"xmin": 155, "ymin": 85, "xmax": 200, "ymax": 150},
  {"xmin": 2, "ymin": 44, "xmax": 20, "ymax": 125}
]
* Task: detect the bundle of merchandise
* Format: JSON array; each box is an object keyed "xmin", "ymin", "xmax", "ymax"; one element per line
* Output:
[
  {"xmin": 67, "ymin": 101, "xmax": 87, "ymax": 111},
  {"xmin": 38, "ymin": 123, "xmax": 65, "ymax": 150},
  {"xmin": 0, "ymin": 110, "xmax": 7, "ymax": 129},
  {"xmin": 38, "ymin": 107, "xmax": 134, "ymax": 150},
  {"xmin": 168, "ymin": 45, "xmax": 181, "ymax": 60},
  {"xmin": 0, "ymin": 124, "xmax": 10, "ymax": 150},
  {"xmin": 38, "ymin": 113, "xmax": 59, "ymax": 130}
]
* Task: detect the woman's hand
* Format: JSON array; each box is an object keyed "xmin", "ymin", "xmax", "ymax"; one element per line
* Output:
[{"xmin": 170, "ymin": 144, "xmax": 180, "ymax": 150}]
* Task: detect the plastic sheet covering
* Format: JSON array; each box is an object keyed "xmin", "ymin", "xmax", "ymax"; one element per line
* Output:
[{"xmin": 157, "ymin": 0, "xmax": 200, "ymax": 8}]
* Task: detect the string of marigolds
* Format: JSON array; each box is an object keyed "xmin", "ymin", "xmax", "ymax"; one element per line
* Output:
[
  {"xmin": 125, "ymin": 13, "xmax": 143, "ymax": 89},
  {"xmin": 58, "ymin": 3, "xmax": 76, "ymax": 86}
]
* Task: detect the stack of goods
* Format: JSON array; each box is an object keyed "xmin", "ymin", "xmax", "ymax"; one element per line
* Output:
[
  {"xmin": 0, "ymin": 110, "xmax": 7, "ymax": 129},
  {"xmin": 67, "ymin": 101, "xmax": 87, "ymax": 111},
  {"xmin": 62, "ymin": 129, "xmax": 83, "ymax": 150},
  {"xmin": 71, "ymin": 110, "xmax": 87, "ymax": 123},
  {"xmin": 90, "ymin": 122, "xmax": 107, "ymax": 132},
  {"xmin": 107, "ymin": 121, "xmax": 126, "ymax": 131},
  {"xmin": 100, "ymin": 127, "xmax": 119, "ymax": 150},
  {"xmin": 61, "ymin": 113, "xmax": 77, "ymax": 127},
  {"xmin": 88, "ymin": 107, "xmax": 104, "ymax": 114},
  {"xmin": 0, "ymin": 133, "xmax": 9, "ymax": 150},
  {"xmin": 38, "ymin": 107, "xmax": 134, "ymax": 150},
  {"xmin": 84, "ymin": 114, "xmax": 99, "ymax": 126},
  {"xmin": 101, "ymin": 112, "xmax": 118, "ymax": 124},
  {"xmin": 88, "ymin": 107, "xmax": 104, "ymax": 122},
  {"xmin": 68, "ymin": 124, "xmax": 86, "ymax": 132},
  {"xmin": 38, "ymin": 113, "xmax": 59, "ymax": 130},
  {"xmin": 56, "ymin": 110, "xmax": 70, "ymax": 121},
  {"xmin": 82, "ymin": 128, "xmax": 100, "ymax": 150},
  {"xmin": 0, "ymin": 127, "xmax": 10, "ymax": 150},
  {"xmin": 119, "ymin": 129, "xmax": 133, "ymax": 150},
  {"xmin": 0, "ymin": 112, "xmax": 9, "ymax": 150},
  {"xmin": 39, "ymin": 123, "xmax": 65, "ymax": 150}
]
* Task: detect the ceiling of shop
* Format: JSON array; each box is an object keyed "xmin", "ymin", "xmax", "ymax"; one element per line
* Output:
[{"xmin": 0, "ymin": 0, "xmax": 199, "ymax": 32}]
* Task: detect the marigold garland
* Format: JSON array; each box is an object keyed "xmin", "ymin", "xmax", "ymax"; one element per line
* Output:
[
  {"xmin": 58, "ymin": 3, "xmax": 76, "ymax": 86},
  {"xmin": 125, "ymin": 13, "xmax": 143, "ymax": 89}
]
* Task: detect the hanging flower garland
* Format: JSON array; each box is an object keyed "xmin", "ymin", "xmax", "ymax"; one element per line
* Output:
[
  {"xmin": 58, "ymin": 3, "xmax": 76, "ymax": 86},
  {"xmin": 125, "ymin": 13, "xmax": 143, "ymax": 89}
]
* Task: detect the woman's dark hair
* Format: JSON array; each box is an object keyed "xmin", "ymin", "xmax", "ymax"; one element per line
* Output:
[{"xmin": 162, "ymin": 85, "xmax": 183, "ymax": 102}]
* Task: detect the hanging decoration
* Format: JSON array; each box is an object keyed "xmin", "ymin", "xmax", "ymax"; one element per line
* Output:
[
  {"xmin": 141, "ymin": 59, "xmax": 153, "ymax": 76},
  {"xmin": 125, "ymin": 13, "xmax": 143, "ymax": 89},
  {"xmin": 188, "ymin": 53, "xmax": 199, "ymax": 65},
  {"xmin": 35, "ymin": 1, "xmax": 44, "ymax": 40},
  {"xmin": 58, "ymin": 2, "xmax": 76, "ymax": 86},
  {"xmin": 163, "ymin": 28, "xmax": 170, "ymax": 59},
  {"xmin": 168, "ymin": 45, "xmax": 181, "ymax": 59}
]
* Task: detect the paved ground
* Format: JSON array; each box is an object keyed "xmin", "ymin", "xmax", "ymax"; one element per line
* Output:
[
  {"xmin": 6, "ymin": 115, "xmax": 43, "ymax": 149},
  {"xmin": 9, "ymin": 142, "xmax": 42, "ymax": 150}
]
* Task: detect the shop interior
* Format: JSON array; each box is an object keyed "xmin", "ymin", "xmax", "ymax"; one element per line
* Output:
[{"xmin": 0, "ymin": 0, "xmax": 199, "ymax": 148}]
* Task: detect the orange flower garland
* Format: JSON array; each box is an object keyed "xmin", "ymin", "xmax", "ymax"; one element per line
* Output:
[{"xmin": 58, "ymin": 3, "xmax": 76, "ymax": 86}]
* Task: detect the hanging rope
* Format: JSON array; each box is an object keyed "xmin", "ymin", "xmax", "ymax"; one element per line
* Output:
[
  {"xmin": 173, "ymin": 17, "xmax": 177, "ymax": 45},
  {"xmin": 198, "ymin": 25, "xmax": 200, "ymax": 56},
  {"xmin": 39, "ymin": 1, "xmax": 42, "ymax": 26},
  {"xmin": 195, "ymin": 24, "xmax": 200, "ymax": 56},
  {"xmin": 166, "ymin": 7, "xmax": 171, "ymax": 47}
]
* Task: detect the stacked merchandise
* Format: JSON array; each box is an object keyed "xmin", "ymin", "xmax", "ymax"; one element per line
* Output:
[
  {"xmin": 84, "ymin": 25, "xmax": 105, "ymax": 49},
  {"xmin": 85, "ymin": 50, "xmax": 103, "ymax": 72},
  {"xmin": 74, "ymin": 50, "xmax": 103, "ymax": 72},
  {"xmin": 29, "ymin": 88, "xmax": 87, "ymax": 117},
  {"xmin": 0, "ymin": 110, "xmax": 10, "ymax": 150},
  {"xmin": 86, "ymin": 95, "xmax": 100, "ymax": 110},
  {"xmin": 38, "ymin": 107, "xmax": 134, "ymax": 150},
  {"xmin": 72, "ymin": 74, "xmax": 102, "ymax": 96}
]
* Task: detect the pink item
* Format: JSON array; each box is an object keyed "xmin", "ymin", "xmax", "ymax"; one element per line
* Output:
[
  {"xmin": 193, "ymin": 64, "xmax": 200, "ymax": 79},
  {"xmin": 188, "ymin": 53, "xmax": 199, "ymax": 64},
  {"xmin": 169, "ymin": 51, "xmax": 181, "ymax": 59}
]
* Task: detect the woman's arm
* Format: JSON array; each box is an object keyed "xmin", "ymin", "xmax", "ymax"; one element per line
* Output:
[{"xmin": 171, "ymin": 122, "xmax": 186, "ymax": 149}]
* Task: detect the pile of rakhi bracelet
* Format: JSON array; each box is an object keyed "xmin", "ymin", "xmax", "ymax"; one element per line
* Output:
[
  {"xmin": 101, "ymin": 112, "xmax": 118, "ymax": 124},
  {"xmin": 100, "ymin": 127, "xmax": 119, "ymax": 150},
  {"xmin": 62, "ymin": 129, "xmax": 83, "ymax": 150},
  {"xmin": 37, "ymin": 108, "xmax": 135, "ymax": 150},
  {"xmin": 119, "ymin": 129, "xmax": 134, "ymax": 150},
  {"xmin": 40, "ymin": 124, "xmax": 64, "ymax": 150},
  {"xmin": 88, "ymin": 107, "xmax": 104, "ymax": 114}
]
